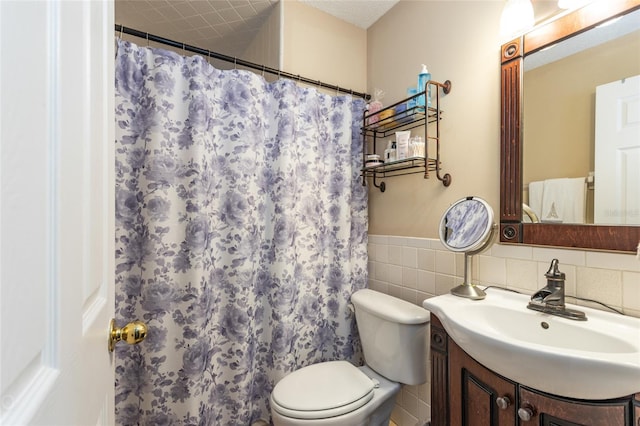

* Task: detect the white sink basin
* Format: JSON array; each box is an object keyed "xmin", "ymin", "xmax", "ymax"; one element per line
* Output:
[{"xmin": 422, "ymin": 288, "xmax": 640, "ymax": 400}]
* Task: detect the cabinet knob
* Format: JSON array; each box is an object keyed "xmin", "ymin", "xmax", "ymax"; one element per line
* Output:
[
  {"xmin": 517, "ymin": 406, "xmax": 535, "ymax": 422},
  {"xmin": 496, "ymin": 396, "xmax": 511, "ymax": 410}
]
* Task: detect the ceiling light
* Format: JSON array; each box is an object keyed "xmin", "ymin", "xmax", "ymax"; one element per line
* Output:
[
  {"xmin": 558, "ymin": 0, "xmax": 590, "ymax": 10},
  {"xmin": 596, "ymin": 16, "xmax": 622, "ymax": 28},
  {"xmin": 500, "ymin": 0, "xmax": 535, "ymax": 39}
]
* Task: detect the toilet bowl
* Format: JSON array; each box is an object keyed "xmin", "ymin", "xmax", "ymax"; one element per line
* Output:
[
  {"xmin": 270, "ymin": 362, "xmax": 399, "ymax": 426},
  {"xmin": 270, "ymin": 289, "xmax": 430, "ymax": 426}
]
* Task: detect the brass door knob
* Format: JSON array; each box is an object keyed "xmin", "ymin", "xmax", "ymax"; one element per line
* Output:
[{"xmin": 108, "ymin": 319, "xmax": 147, "ymax": 352}]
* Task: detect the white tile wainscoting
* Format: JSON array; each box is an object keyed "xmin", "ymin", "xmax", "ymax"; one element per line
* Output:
[{"xmin": 367, "ymin": 234, "xmax": 640, "ymax": 426}]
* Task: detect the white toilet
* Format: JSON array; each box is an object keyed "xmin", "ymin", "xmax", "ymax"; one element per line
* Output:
[{"xmin": 270, "ymin": 289, "xmax": 430, "ymax": 425}]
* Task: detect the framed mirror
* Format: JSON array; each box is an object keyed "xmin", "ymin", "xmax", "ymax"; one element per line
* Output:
[{"xmin": 500, "ymin": 0, "xmax": 640, "ymax": 253}]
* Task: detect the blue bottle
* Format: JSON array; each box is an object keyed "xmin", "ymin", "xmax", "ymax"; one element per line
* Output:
[
  {"xmin": 417, "ymin": 64, "xmax": 431, "ymax": 109},
  {"xmin": 406, "ymin": 87, "xmax": 418, "ymax": 111}
]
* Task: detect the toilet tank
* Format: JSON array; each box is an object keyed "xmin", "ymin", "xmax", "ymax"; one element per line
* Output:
[{"xmin": 351, "ymin": 289, "xmax": 430, "ymax": 385}]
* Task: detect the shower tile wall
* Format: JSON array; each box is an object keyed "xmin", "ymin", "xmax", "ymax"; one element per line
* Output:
[{"xmin": 367, "ymin": 234, "xmax": 640, "ymax": 426}]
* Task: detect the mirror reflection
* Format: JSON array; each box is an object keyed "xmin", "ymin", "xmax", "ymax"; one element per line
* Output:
[{"xmin": 522, "ymin": 8, "xmax": 640, "ymax": 225}]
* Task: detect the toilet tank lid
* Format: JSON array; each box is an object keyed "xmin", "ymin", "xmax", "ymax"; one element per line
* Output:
[{"xmin": 351, "ymin": 289, "xmax": 430, "ymax": 324}]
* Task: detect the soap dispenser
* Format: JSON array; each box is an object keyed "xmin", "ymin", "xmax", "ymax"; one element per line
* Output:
[
  {"xmin": 384, "ymin": 141, "xmax": 396, "ymax": 162},
  {"xmin": 384, "ymin": 140, "xmax": 397, "ymax": 162},
  {"xmin": 417, "ymin": 64, "xmax": 431, "ymax": 109}
]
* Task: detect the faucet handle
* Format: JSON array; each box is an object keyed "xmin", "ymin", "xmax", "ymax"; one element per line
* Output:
[{"xmin": 545, "ymin": 259, "xmax": 565, "ymax": 280}]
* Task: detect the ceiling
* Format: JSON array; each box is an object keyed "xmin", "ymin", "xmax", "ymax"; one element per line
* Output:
[
  {"xmin": 114, "ymin": 0, "xmax": 567, "ymax": 59},
  {"xmin": 114, "ymin": 0, "xmax": 400, "ymax": 58},
  {"xmin": 115, "ymin": 0, "xmax": 280, "ymax": 58}
]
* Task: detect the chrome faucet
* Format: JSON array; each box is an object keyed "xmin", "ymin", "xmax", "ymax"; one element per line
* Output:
[
  {"xmin": 532, "ymin": 259, "xmax": 565, "ymax": 307},
  {"xmin": 527, "ymin": 259, "xmax": 587, "ymax": 321}
]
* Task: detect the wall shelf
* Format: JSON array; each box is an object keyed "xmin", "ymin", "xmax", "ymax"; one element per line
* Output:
[{"xmin": 361, "ymin": 79, "xmax": 452, "ymax": 192}]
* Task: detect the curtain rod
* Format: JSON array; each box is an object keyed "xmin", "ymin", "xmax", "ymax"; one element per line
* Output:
[{"xmin": 115, "ymin": 24, "xmax": 371, "ymax": 101}]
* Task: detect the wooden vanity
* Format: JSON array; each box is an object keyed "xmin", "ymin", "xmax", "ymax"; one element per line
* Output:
[{"xmin": 430, "ymin": 315, "xmax": 640, "ymax": 426}]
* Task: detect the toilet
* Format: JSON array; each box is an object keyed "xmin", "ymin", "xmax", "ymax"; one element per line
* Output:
[{"xmin": 270, "ymin": 289, "xmax": 430, "ymax": 425}]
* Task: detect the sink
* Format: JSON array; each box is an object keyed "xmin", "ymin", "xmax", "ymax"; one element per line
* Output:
[{"xmin": 422, "ymin": 288, "xmax": 640, "ymax": 400}]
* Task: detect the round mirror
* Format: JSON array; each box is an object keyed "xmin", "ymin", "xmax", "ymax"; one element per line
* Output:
[
  {"xmin": 439, "ymin": 196, "xmax": 495, "ymax": 300},
  {"xmin": 439, "ymin": 196, "xmax": 494, "ymax": 253}
]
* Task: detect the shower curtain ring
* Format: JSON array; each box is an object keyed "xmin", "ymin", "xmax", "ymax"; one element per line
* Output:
[
  {"xmin": 262, "ymin": 65, "xmax": 265, "ymax": 77},
  {"xmin": 119, "ymin": 25, "xmax": 124, "ymax": 40},
  {"xmin": 234, "ymin": 58, "xmax": 237, "ymax": 69},
  {"xmin": 146, "ymin": 32, "xmax": 149, "ymax": 47}
]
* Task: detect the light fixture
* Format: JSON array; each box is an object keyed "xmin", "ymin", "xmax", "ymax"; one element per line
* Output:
[
  {"xmin": 500, "ymin": 0, "xmax": 535, "ymax": 39},
  {"xmin": 557, "ymin": 0, "xmax": 590, "ymax": 10},
  {"xmin": 596, "ymin": 16, "xmax": 622, "ymax": 28}
]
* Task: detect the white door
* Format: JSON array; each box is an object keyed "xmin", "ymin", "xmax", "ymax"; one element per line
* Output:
[
  {"xmin": 1, "ymin": 1, "xmax": 116, "ymax": 425},
  {"xmin": 594, "ymin": 74, "xmax": 640, "ymax": 225}
]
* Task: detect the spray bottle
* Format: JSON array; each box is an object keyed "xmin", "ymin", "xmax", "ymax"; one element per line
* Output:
[{"xmin": 417, "ymin": 64, "xmax": 431, "ymax": 109}]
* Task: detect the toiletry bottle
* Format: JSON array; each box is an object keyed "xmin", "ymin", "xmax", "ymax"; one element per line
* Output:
[
  {"xmin": 406, "ymin": 87, "xmax": 418, "ymax": 111},
  {"xmin": 389, "ymin": 141, "xmax": 397, "ymax": 162},
  {"xmin": 395, "ymin": 131, "xmax": 410, "ymax": 160},
  {"xmin": 384, "ymin": 141, "xmax": 394, "ymax": 162},
  {"xmin": 367, "ymin": 88, "xmax": 385, "ymax": 124},
  {"xmin": 417, "ymin": 64, "xmax": 431, "ymax": 109},
  {"xmin": 385, "ymin": 141, "xmax": 397, "ymax": 162}
]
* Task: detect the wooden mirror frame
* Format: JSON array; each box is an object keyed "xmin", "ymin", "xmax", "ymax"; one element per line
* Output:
[{"xmin": 500, "ymin": 0, "xmax": 640, "ymax": 253}]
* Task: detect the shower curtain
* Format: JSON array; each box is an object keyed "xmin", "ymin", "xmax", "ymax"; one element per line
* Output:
[{"xmin": 113, "ymin": 40, "xmax": 368, "ymax": 425}]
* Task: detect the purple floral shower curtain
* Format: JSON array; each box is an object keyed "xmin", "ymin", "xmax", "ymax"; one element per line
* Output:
[{"xmin": 113, "ymin": 40, "xmax": 368, "ymax": 425}]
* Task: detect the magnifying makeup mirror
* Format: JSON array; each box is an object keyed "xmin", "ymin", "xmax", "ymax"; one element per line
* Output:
[{"xmin": 439, "ymin": 196, "xmax": 496, "ymax": 300}]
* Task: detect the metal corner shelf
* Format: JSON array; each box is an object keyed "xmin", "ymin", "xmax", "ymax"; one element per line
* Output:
[{"xmin": 361, "ymin": 79, "xmax": 452, "ymax": 192}]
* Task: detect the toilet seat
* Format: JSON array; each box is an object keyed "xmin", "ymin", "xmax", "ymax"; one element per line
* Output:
[{"xmin": 271, "ymin": 361, "xmax": 375, "ymax": 420}]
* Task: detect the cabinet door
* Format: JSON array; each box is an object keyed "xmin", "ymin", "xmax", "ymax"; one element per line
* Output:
[
  {"xmin": 519, "ymin": 387, "xmax": 631, "ymax": 426},
  {"xmin": 635, "ymin": 393, "xmax": 640, "ymax": 426},
  {"xmin": 449, "ymin": 339, "xmax": 517, "ymax": 426}
]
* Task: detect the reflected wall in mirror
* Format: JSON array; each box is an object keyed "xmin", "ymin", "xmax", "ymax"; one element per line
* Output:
[
  {"xmin": 523, "ymin": 8, "xmax": 640, "ymax": 225},
  {"xmin": 500, "ymin": 0, "xmax": 640, "ymax": 252}
]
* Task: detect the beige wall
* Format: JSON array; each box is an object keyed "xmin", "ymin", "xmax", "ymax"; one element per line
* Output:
[
  {"xmin": 281, "ymin": 0, "xmax": 367, "ymax": 94},
  {"xmin": 367, "ymin": 0, "xmax": 504, "ymax": 238},
  {"xmin": 243, "ymin": 1, "xmax": 282, "ymax": 74}
]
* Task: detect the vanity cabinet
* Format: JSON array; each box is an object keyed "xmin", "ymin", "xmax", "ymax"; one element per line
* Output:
[
  {"xmin": 448, "ymin": 331, "xmax": 517, "ymax": 425},
  {"xmin": 518, "ymin": 387, "xmax": 630, "ymax": 425},
  {"xmin": 360, "ymin": 80, "xmax": 452, "ymax": 191},
  {"xmin": 430, "ymin": 314, "xmax": 636, "ymax": 426}
]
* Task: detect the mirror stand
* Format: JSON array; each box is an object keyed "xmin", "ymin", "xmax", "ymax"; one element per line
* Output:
[{"xmin": 451, "ymin": 253, "xmax": 486, "ymax": 300}]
